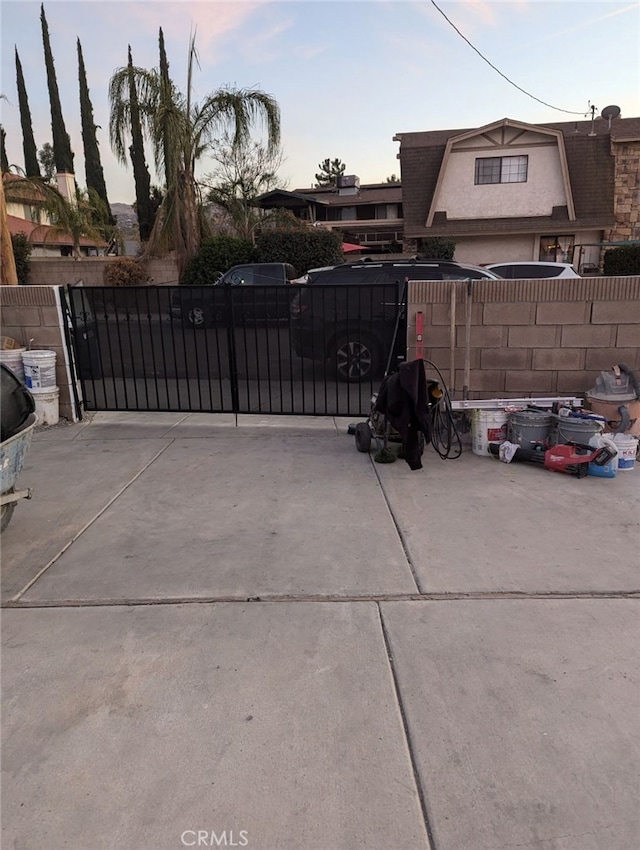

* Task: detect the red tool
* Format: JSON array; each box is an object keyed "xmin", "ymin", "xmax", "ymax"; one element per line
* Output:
[{"xmin": 488, "ymin": 442, "xmax": 616, "ymax": 478}]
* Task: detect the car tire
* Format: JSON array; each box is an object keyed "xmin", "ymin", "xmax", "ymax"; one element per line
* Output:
[
  {"xmin": 355, "ymin": 422, "xmax": 372, "ymax": 453},
  {"xmin": 333, "ymin": 333, "xmax": 381, "ymax": 383},
  {"xmin": 184, "ymin": 303, "xmax": 210, "ymax": 329}
]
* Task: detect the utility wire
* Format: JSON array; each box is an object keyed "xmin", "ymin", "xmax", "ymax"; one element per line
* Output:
[{"xmin": 430, "ymin": 0, "xmax": 588, "ymax": 116}]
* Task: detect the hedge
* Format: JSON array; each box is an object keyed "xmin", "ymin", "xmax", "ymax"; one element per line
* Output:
[{"xmin": 603, "ymin": 246, "xmax": 640, "ymax": 275}]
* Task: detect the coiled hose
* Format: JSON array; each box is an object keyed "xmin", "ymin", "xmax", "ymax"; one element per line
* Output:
[{"xmin": 423, "ymin": 359, "xmax": 463, "ymax": 459}]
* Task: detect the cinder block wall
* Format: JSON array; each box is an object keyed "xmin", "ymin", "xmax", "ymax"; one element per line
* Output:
[
  {"xmin": 27, "ymin": 256, "xmax": 179, "ymax": 287},
  {"xmin": 407, "ymin": 276, "xmax": 640, "ymax": 398},
  {"xmin": 0, "ymin": 285, "xmax": 76, "ymax": 420}
]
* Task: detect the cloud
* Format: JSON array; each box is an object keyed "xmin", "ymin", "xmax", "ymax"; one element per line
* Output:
[
  {"xmin": 124, "ymin": 1, "xmax": 269, "ymax": 55},
  {"xmin": 293, "ymin": 44, "xmax": 326, "ymax": 60}
]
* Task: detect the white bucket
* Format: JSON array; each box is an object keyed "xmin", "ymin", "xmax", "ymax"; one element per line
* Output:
[
  {"xmin": 0, "ymin": 347, "xmax": 26, "ymax": 383},
  {"xmin": 471, "ymin": 409, "xmax": 508, "ymax": 456},
  {"xmin": 613, "ymin": 434, "xmax": 638, "ymax": 471},
  {"xmin": 34, "ymin": 387, "xmax": 59, "ymax": 427},
  {"xmin": 23, "ymin": 349, "xmax": 57, "ymax": 393}
]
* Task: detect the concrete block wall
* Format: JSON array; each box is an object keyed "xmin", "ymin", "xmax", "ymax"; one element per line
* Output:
[
  {"xmin": 0, "ymin": 285, "xmax": 76, "ymax": 421},
  {"xmin": 407, "ymin": 276, "xmax": 640, "ymax": 399},
  {"xmin": 27, "ymin": 256, "xmax": 179, "ymax": 287}
]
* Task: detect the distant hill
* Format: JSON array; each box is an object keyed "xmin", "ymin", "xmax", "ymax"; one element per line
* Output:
[
  {"xmin": 111, "ymin": 203, "xmax": 136, "ymax": 217},
  {"xmin": 111, "ymin": 203, "xmax": 138, "ymax": 238},
  {"xmin": 110, "ymin": 203, "xmax": 140, "ymax": 255}
]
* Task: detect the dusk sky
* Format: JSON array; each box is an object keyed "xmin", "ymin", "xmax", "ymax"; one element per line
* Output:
[{"xmin": 2, "ymin": 0, "xmax": 639, "ymax": 204}]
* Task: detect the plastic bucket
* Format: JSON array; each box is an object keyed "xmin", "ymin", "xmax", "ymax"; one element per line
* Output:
[
  {"xmin": 23, "ymin": 350, "xmax": 57, "ymax": 393},
  {"xmin": 0, "ymin": 348, "xmax": 26, "ymax": 384},
  {"xmin": 471, "ymin": 409, "xmax": 508, "ymax": 456},
  {"xmin": 554, "ymin": 415, "xmax": 604, "ymax": 446},
  {"xmin": 613, "ymin": 434, "xmax": 638, "ymax": 471},
  {"xmin": 508, "ymin": 410, "xmax": 553, "ymax": 449},
  {"xmin": 34, "ymin": 387, "xmax": 59, "ymax": 427}
]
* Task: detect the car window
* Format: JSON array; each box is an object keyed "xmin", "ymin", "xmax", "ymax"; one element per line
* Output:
[
  {"xmin": 487, "ymin": 265, "xmax": 514, "ymax": 279},
  {"xmin": 515, "ymin": 264, "xmax": 553, "ymax": 278},
  {"xmin": 324, "ymin": 269, "xmax": 381, "ymax": 284},
  {"xmin": 258, "ymin": 265, "xmax": 283, "ymax": 284},
  {"xmin": 226, "ymin": 267, "xmax": 254, "ymax": 286}
]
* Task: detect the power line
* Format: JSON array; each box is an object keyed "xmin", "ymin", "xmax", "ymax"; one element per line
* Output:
[{"xmin": 430, "ymin": 0, "xmax": 588, "ymax": 116}]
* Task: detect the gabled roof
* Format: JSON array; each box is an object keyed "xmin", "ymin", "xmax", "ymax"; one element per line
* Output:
[
  {"xmin": 425, "ymin": 118, "xmax": 575, "ymax": 227},
  {"xmin": 396, "ymin": 115, "xmax": 632, "ymax": 235}
]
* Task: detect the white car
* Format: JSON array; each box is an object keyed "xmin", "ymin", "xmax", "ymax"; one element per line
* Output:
[{"xmin": 485, "ymin": 261, "xmax": 580, "ymax": 279}]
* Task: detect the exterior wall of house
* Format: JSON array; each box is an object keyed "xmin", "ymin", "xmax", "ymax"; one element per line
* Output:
[
  {"xmin": 453, "ymin": 235, "xmax": 536, "ymax": 265},
  {"xmin": 0, "ymin": 285, "xmax": 77, "ymax": 421},
  {"xmin": 452, "ymin": 230, "xmax": 603, "ymax": 268},
  {"xmin": 435, "ymin": 144, "xmax": 567, "ymax": 220},
  {"xmin": 406, "ymin": 276, "xmax": 640, "ymax": 398},
  {"xmin": 7, "ymin": 200, "xmax": 52, "ymax": 225}
]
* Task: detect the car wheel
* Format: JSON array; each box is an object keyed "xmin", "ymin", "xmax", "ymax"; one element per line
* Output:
[
  {"xmin": 184, "ymin": 304, "xmax": 209, "ymax": 329},
  {"xmin": 355, "ymin": 422, "xmax": 372, "ymax": 453},
  {"xmin": 333, "ymin": 333, "xmax": 381, "ymax": 383}
]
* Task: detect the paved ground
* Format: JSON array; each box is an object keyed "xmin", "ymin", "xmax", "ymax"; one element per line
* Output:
[{"xmin": 2, "ymin": 412, "xmax": 639, "ymax": 850}]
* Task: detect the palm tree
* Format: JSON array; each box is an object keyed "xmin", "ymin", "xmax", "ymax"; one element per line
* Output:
[
  {"xmin": 108, "ymin": 33, "xmax": 280, "ymax": 279},
  {"xmin": 42, "ymin": 187, "xmax": 109, "ymax": 259},
  {"xmin": 3, "ymin": 172, "xmax": 111, "ymax": 261}
]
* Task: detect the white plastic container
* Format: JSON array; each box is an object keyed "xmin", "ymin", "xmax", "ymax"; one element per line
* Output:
[
  {"xmin": 0, "ymin": 347, "xmax": 26, "ymax": 383},
  {"xmin": 34, "ymin": 387, "xmax": 59, "ymax": 427},
  {"xmin": 22, "ymin": 350, "xmax": 57, "ymax": 393},
  {"xmin": 471, "ymin": 408, "xmax": 508, "ymax": 456},
  {"xmin": 613, "ymin": 434, "xmax": 638, "ymax": 471}
]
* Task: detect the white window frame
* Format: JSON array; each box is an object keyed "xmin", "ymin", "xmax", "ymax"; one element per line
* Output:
[{"xmin": 475, "ymin": 155, "xmax": 528, "ymax": 185}]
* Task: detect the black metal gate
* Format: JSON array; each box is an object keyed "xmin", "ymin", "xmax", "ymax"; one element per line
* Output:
[{"xmin": 66, "ymin": 282, "xmax": 406, "ymax": 417}]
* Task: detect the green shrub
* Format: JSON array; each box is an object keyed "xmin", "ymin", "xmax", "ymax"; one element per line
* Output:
[
  {"xmin": 416, "ymin": 237, "xmax": 456, "ymax": 260},
  {"xmin": 12, "ymin": 232, "xmax": 32, "ymax": 285},
  {"xmin": 182, "ymin": 235, "xmax": 255, "ymax": 285},
  {"xmin": 603, "ymin": 246, "xmax": 640, "ymax": 275},
  {"xmin": 254, "ymin": 229, "xmax": 343, "ymax": 272},
  {"xmin": 104, "ymin": 257, "xmax": 147, "ymax": 286}
]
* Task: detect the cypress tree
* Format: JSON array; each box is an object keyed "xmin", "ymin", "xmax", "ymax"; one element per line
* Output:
[
  {"xmin": 1, "ymin": 126, "xmax": 9, "ymax": 173},
  {"xmin": 126, "ymin": 46, "xmax": 153, "ymax": 241},
  {"xmin": 40, "ymin": 3, "xmax": 74, "ymax": 174},
  {"xmin": 77, "ymin": 39, "xmax": 115, "ymax": 224},
  {"xmin": 15, "ymin": 49, "xmax": 41, "ymax": 177}
]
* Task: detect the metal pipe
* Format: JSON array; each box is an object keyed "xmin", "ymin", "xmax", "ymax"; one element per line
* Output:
[
  {"xmin": 462, "ymin": 279, "xmax": 472, "ymax": 400},
  {"xmin": 449, "ymin": 282, "xmax": 456, "ymax": 395}
]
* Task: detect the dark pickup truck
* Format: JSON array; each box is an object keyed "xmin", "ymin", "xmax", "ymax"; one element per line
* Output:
[{"xmin": 172, "ymin": 263, "xmax": 298, "ymax": 328}]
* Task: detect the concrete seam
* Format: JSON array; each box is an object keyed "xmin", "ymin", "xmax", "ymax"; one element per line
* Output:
[
  {"xmin": 376, "ymin": 602, "xmax": 437, "ymax": 850},
  {"xmin": 369, "ymin": 456, "xmax": 424, "ymax": 594},
  {"xmin": 6, "ymin": 590, "xmax": 639, "ymax": 609},
  {"xmin": 9, "ymin": 440, "xmax": 175, "ymax": 603}
]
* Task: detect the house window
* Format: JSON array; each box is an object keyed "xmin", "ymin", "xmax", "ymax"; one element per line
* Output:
[
  {"xmin": 540, "ymin": 235, "xmax": 575, "ymax": 263},
  {"xmin": 340, "ymin": 207, "xmax": 356, "ymax": 221},
  {"xmin": 475, "ymin": 155, "xmax": 528, "ymax": 185}
]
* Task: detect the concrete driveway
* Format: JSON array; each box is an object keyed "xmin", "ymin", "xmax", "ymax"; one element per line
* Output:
[{"xmin": 2, "ymin": 412, "xmax": 638, "ymax": 850}]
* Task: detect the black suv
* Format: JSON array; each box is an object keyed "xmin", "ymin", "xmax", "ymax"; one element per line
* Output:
[
  {"xmin": 289, "ymin": 259, "xmax": 500, "ymax": 383},
  {"xmin": 173, "ymin": 263, "xmax": 298, "ymax": 327}
]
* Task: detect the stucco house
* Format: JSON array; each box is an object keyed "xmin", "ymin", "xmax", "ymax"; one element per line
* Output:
[
  {"xmin": 395, "ymin": 115, "xmax": 640, "ymax": 271},
  {"xmin": 4, "ymin": 173, "xmax": 107, "ymax": 258}
]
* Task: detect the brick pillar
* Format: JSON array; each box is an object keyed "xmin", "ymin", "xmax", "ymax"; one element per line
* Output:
[{"xmin": 610, "ymin": 140, "xmax": 640, "ymax": 242}]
